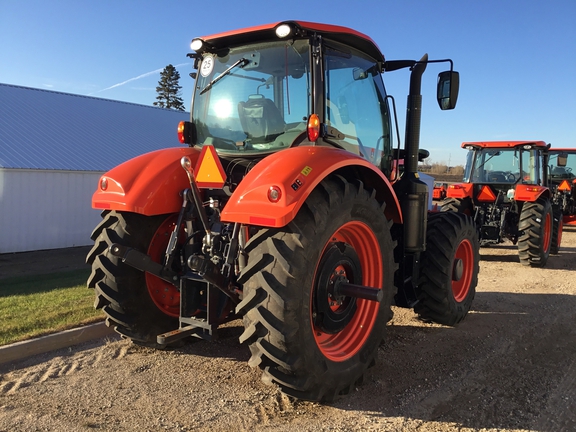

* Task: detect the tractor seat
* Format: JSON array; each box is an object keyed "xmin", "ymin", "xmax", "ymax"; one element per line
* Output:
[{"xmin": 238, "ymin": 95, "xmax": 286, "ymax": 143}]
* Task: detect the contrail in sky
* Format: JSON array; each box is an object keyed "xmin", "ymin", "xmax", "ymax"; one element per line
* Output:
[{"xmin": 90, "ymin": 63, "xmax": 190, "ymax": 95}]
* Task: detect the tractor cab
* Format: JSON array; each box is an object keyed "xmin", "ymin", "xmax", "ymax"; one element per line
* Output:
[
  {"xmin": 179, "ymin": 21, "xmax": 456, "ymax": 183},
  {"xmin": 181, "ymin": 23, "xmax": 393, "ymax": 169},
  {"xmin": 459, "ymin": 141, "xmax": 548, "ymax": 204}
]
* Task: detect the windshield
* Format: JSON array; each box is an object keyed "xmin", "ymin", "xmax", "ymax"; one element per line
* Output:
[
  {"xmin": 190, "ymin": 40, "xmax": 310, "ymax": 154},
  {"xmin": 549, "ymin": 151, "xmax": 576, "ymax": 182},
  {"xmin": 463, "ymin": 147, "xmax": 542, "ymax": 184}
]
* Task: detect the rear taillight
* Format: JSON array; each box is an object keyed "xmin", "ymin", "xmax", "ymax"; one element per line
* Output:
[
  {"xmin": 307, "ymin": 114, "xmax": 320, "ymax": 142},
  {"xmin": 178, "ymin": 121, "xmax": 195, "ymax": 144}
]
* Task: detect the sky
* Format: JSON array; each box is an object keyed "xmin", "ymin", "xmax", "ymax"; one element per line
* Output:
[{"xmin": 1, "ymin": 0, "xmax": 575, "ymax": 166}]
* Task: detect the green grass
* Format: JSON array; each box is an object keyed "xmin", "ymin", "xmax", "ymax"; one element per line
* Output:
[{"xmin": 0, "ymin": 269, "xmax": 104, "ymax": 345}]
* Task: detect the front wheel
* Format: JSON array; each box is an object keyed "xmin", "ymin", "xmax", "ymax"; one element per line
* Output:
[
  {"xmin": 415, "ymin": 212, "xmax": 479, "ymax": 326},
  {"xmin": 518, "ymin": 197, "xmax": 553, "ymax": 267},
  {"xmin": 236, "ymin": 176, "xmax": 396, "ymax": 402}
]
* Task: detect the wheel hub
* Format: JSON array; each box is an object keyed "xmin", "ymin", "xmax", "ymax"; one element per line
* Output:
[
  {"xmin": 313, "ymin": 243, "xmax": 362, "ymax": 334},
  {"xmin": 452, "ymin": 258, "xmax": 463, "ymax": 282}
]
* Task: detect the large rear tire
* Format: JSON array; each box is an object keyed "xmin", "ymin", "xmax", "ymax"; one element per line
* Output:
[
  {"xmin": 415, "ymin": 212, "xmax": 479, "ymax": 326},
  {"xmin": 86, "ymin": 210, "xmax": 180, "ymax": 347},
  {"xmin": 518, "ymin": 197, "xmax": 553, "ymax": 267},
  {"xmin": 236, "ymin": 176, "xmax": 396, "ymax": 402},
  {"xmin": 550, "ymin": 205, "xmax": 563, "ymax": 255},
  {"xmin": 441, "ymin": 197, "xmax": 473, "ymax": 216}
]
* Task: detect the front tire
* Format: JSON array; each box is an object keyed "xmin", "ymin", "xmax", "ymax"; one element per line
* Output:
[
  {"xmin": 86, "ymin": 210, "xmax": 180, "ymax": 347},
  {"xmin": 236, "ymin": 176, "xmax": 396, "ymax": 402},
  {"xmin": 415, "ymin": 212, "xmax": 479, "ymax": 326},
  {"xmin": 518, "ymin": 197, "xmax": 553, "ymax": 267}
]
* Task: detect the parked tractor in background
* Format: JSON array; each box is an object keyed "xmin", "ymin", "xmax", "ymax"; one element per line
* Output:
[
  {"xmin": 548, "ymin": 148, "xmax": 576, "ymax": 227},
  {"xmin": 433, "ymin": 182, "xmax": 448, "ymax": 200},
  {"xmin": 442, "ymin": 141, "xmax": 561, "ymax": 266},
  {"xmin": 86, "ymin": 21, "xmax": 479, "ymax": 402}
]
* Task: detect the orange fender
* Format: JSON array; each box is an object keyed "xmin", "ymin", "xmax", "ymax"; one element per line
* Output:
[
  {"xmin": 220, "ymin": 146, "xmax": 401, "ymax": 228},
  {"xmin": 513, "ymin": 184, "xmax": 550, "ymax": 202},
  {"xmin": 446, "ymin": 183, "xmax": 473, "ymax": 199},
  {"xmin": 92, "ymin": 147, "xmax": 201, "ymax": 215}
]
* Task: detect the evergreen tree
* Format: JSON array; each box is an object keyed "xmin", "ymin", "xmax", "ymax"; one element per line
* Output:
[{"xmin": 154, "ymin": 64, "xmax": 185, "ymax": 111}]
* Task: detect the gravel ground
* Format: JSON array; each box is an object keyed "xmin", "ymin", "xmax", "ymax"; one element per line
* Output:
[{"xmin": 1, "ymin": 229, "xmax": 575, "ymax": 431}]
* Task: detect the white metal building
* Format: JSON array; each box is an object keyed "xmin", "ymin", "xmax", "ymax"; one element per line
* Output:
[{"xmin": 0, "ymin": 83, "xmax": 189, "ymax": 253}]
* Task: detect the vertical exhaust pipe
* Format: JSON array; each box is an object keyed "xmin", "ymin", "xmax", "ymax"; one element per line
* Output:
[{"xmin": 394, "ymin": 54, "xmax": 429, "ymax": 253}]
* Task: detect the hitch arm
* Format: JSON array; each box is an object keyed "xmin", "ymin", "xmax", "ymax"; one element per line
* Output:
[{"xmin": 109, "ymin": 244, "xmax": 178, "ymax": 285}]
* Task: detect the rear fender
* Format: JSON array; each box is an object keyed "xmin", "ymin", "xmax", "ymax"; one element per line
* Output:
[
  {"xmin": 446, "ymin": 183, "xmax": 473, "ymax": 199},
  {"xmin": 220, "ymin": 146, "xmax": 402, "ymax": 228},
  {"xmin": 92, "ymin": 147, "xmax": 201, "ymax": 215},
  {"xmin": 514, "ymin": 185, "xmax": 550, "ymax": 202}
]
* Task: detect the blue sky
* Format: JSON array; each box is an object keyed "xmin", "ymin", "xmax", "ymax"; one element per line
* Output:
[{"xmin": 1, "ymin": 0, "xmax": 574, "ymax": 165}]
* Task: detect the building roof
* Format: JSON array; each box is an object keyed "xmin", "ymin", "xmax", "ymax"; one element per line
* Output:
[{"xmin": 0, "ymin": 83, "xmax": 189, "ymax": 171}]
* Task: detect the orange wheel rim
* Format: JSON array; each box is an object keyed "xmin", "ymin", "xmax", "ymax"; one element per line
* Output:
[
  {"xmin": 145, "ymin": 215, "xmax": 181, "ymax": 317},
  {"xmin": 311, "ymin": 221, "xmax": 382, "ymax": 362},
  {"xmin": 452, "ymin": 238, "xmax": 474, "ymax": 302},
  {"xmin": 543, "ymin": 212, "xmax": 552, "ymax": 252}
]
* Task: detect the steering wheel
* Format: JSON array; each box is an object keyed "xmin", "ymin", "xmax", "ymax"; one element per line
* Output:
[{"xmin": 505, "ymin": 172, "xmax": 516, "ymax": 182}]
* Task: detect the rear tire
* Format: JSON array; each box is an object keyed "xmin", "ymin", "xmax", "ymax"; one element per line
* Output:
[
  {"xmin": 441, "ymin": 197, "xmax": 473, "ymax": 216},
  {"xmin": 236, "ymin": 176, "xmax": 396, "ymax": 402},
  {"xmin": 415, "ymin": 212, "xmax": 479, "ymax": 326},
  {"xmin": 518, "ymin": 197, "xmax": 553, "ymax": 267},
  {"xmin": 86, "ymin": 210, "xmax": 180, "ymax": 347},
  {"xmin": 551, "ymin": 205, "xmax": 563, "ymax": 255}
]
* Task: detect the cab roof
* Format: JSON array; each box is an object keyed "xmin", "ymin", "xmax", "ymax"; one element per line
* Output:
[
  {"xmin": 195, "ymin": 20, "xmax": 385, "ymax": 63},
  {"xmin": 461, "ymin": 141, "xmax": 547, "ymax": 149}
]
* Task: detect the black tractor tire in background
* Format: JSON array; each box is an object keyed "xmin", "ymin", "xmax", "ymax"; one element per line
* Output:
[
  {"xmin": 86, "ymin": 210, "xmax": 180, "ymax": 348},
  {"xmin": 440, "ymin": 197, "xmax": 474, "ymax": 216},
  {"xmin": 550, "ymin": 205, "xmax": 563, "ymax": 255},
  {"xmin": 415, "ymin": 212, "xmax": 479, "ymax": 326},
  {"xmin": 236, "ymin": 176, "xmax": 396, "ymax": 402},
  {"xmin": 518, "ymin": 197, "xmax": 553, "ymax": 267}
]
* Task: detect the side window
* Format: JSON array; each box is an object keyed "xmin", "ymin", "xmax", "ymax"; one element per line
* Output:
[{"xmin": 325, "ymin": 47, "xmax": 390, "ymax": 168}]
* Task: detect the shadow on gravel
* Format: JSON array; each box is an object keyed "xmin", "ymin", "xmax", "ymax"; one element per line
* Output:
[
  {"xmin": 480, "ymin": 245, "xmax": 576, "ymax": 269},
  {"xmin": 332, "ymin": 291, "xmax": 576, "ymax": 431},
  {"xmin": 165, "ymin": 320, "xmax": 250, "ymax": 362}
]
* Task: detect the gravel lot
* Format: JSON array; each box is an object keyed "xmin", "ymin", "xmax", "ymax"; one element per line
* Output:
[{"xmin": 1, "ymin": 229, "xmax": 575, "ymax": 431}]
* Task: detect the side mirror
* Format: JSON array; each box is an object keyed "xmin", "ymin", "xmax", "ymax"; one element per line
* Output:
[
  {"xmin": 437, "ymin": 71, "xmax": 459, "ymax": 110},
  {"xmin": 353, "ymin": 67, "xmax": 369, "ymax": 81}
]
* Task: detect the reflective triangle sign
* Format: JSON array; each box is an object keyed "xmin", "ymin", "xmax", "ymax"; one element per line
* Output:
[
  {"xmin": 194, "ymin": 145, "xmax": 226, "ymax": 189},
  {"xmin": 477, "ymin": 185, "xmax": 497, "ymax": 202},
  {"xmin": 559, "ymin": 180, "xmax": 571, "ymax": 192}
]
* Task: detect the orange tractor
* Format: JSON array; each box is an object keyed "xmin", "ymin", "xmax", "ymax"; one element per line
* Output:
[
  {"xmin": 442, "ymin": 140, "xmax": 561, "ymax": 266},
  {"xmin": 548, "ymin": 148, "xmax": 576, "ymax": 226},
  {"xmin": 87, "ymin": 21, "xmax": 479, "ymax": 402}
]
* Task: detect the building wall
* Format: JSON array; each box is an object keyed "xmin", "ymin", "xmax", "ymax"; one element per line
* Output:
[{"xmin": 0, "ymin": 169, "xmax": 103, "ymax": 253}]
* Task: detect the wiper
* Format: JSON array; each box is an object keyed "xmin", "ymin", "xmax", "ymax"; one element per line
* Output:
[{"xmin": 200, "ymin": 58, "xmax": 249, "ymax": 95}]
